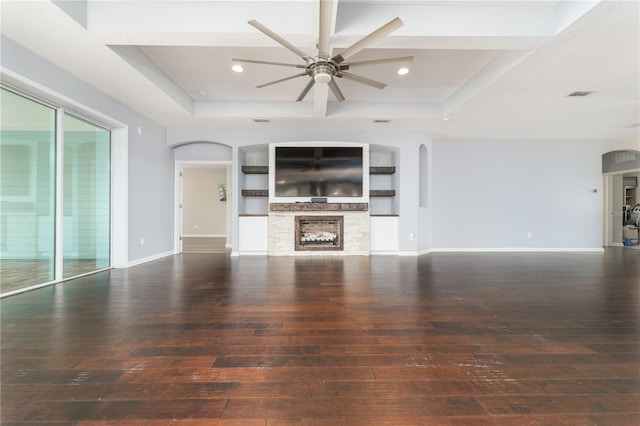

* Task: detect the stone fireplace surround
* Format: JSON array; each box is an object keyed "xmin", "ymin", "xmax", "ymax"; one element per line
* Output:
[{"xmin": 268, "ymin": 203, "xmax": 370, "ymax": 256}]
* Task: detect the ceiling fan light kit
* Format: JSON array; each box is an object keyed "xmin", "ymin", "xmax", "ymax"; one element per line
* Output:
[
  {"xmin": 235, "ymin": 1, "xmax": 413, "ymax": 102},
  {"xmin": 311, "ymin": 63, "xmax": 334, "ymax": 84}
]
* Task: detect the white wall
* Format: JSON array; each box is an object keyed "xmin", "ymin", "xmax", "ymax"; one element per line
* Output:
[
  {"xmin": 174, "ymin": 142, "xmax": 231, "ymax": 161},
  {"xmin": 431, "ymin": 139, "xmax": 612, "ymax": 250},
  {"xmin": 181, "ymin": 167, "xmax": 227, "ymax": 236}
]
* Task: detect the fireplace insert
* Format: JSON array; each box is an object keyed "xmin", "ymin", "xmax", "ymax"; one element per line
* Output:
[{"xmin": 295, "ymin": 216, "xmax": 344, "ymax": 251}]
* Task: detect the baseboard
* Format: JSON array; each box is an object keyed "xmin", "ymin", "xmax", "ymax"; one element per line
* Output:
[
  {"xmin": 234, "ymin": 247, "xmax": 607, "ymax": 258},
  {"xmin": 431, "ymin": 247, "xmax": 605, "ymax": 253},
  {"xmin": 127, "ymin": 250, "xmax": 174, "ymax": 267}
]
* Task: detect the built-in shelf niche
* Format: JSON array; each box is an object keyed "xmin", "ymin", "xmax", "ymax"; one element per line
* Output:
[
  {"xmin": 239, "ymin": 145, "xmax": 269, "ymax": 215},
  {"xmin": 240, "ymin": 144, "xmax": 398, "ymax": 215},
  {"xmin": 369, "ymin": 145, "xmax": 398, "ymax": 216}
]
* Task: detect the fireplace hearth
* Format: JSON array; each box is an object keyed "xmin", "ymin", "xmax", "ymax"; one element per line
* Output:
[{"xmin": 295, "ymin": 216, "xmax": 344, "ymax": 251}]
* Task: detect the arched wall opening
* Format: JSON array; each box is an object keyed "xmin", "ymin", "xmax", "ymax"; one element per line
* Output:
[
  {"xmin": 172, "ymin": 141, "xmax": 234, "ymax": 254},
  {"xmin": 602, "ymin": 150, "xmax": 640, "ymax": 247}
]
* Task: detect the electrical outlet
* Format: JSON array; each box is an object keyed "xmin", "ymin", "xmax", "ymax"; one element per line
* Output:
[
  {"xmin": 409, "ymin": 233, "xmax": 415, "ymax": 241},
  {"xmin": 527, "ymin": 231, "xmax": 532, "ymax": 239},
  {"xmin": 140, "ymin": 237, "xmax": 145, "ymax": 245}
]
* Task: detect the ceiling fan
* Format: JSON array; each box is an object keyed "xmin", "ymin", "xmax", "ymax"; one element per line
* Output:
[{"xmin": 232, "ymin": 0, "xmax": 412, "ymax": 102}]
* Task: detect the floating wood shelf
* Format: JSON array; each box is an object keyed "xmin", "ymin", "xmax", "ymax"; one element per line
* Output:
[
  {"xmin": 241, "ymin": 189, "xmax": 268, "ymax": 197},
  {"xmin": 369, "ymin": 166, "xmax": 396, "ymax": 175},
  {"xmin": 242, "ymin": 166, "xmax": 269, "ymax": 174},
  {"xmin": 369, "ymin": 190, "xmax": 396, "ymax": 197}
]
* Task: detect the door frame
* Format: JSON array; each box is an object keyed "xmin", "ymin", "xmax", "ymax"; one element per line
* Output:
[
  {"xmin": 174, "ymin": 160, "xmax": 232, "ymax": 254},
  {"xmin": 603, "ymin": 167, "xmax": 640, "ymax": 247}
]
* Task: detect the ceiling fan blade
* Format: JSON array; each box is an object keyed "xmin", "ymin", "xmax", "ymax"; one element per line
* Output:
[
  {"xmin": 332, "ymin": 17, "xmax": 404, "ymax": 64},
  {"xmin": 257, "ymin": 72, "xmax": 308, "ymax": 89},
  {"xmin": 343, "ymin": 55, "xmax": 414, "ymax": 68},
  {"xmin": 328, "ymin": 79, "xmax": 345, "ymax": 102},
  {"xmin": 232, "ymin": 58, "xmax": 306, "ymax": 68},
  {"xmin": 296, "ymin": 79, "xmax": 315, "ymax": 101},
  {"xmin": 338, "ymin": 72, "xmax": 386, "ymax": 89},
  {"xmin": 318, "ymin": 0, "xmax": 334, "ymax": 59},
  {"xmin": 248, "ymin": 20, "xmax": 313, "ymax": 61}
]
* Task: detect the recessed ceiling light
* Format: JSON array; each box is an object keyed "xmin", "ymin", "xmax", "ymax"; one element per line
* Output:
[
  {"xmin": 199, "ymin": 90, "xmax": 208, "ymax": 97},
  {"xmin": 442, "ymin": 117, "xmax": 451, "ymax": 122},
  {"xmin": 397, "ymin": 67, "xmax": 409, "ymax": 76},
  {"xmin": 232, "ymin": 64, "xmax": 244, "ymax": 73}
]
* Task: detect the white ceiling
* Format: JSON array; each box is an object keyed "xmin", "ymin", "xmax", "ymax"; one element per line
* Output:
[{"xmin": 1, "ymin": 0, "xmax": 639, "ymax": 140}]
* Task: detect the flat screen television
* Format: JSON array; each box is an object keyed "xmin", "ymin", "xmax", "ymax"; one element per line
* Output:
[{"xmin": 274, "ymin": 146, "xmax": 364, "ymax": 198}]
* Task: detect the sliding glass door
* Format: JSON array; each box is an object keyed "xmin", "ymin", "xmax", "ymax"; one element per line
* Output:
[
  {"xmin": 0, "ymin": 88, "xmax": 57, "ymax": 292},
  {"xmin": 63, "ymin": 113, "xmax": 110, "ymax": 279},
  {"xmin": 0, "ymin": 87, "xmax": 111, "ymax": 295}
]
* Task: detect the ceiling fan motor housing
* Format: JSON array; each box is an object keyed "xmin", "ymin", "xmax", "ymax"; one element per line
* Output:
[{"xmin": 311, "ymin": 62, "xmax": 336, "ymax": 84}]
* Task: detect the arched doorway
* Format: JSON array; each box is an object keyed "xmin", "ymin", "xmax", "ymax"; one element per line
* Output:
[
  {"xmin": 602, "ymin": 150, "xmax": 640, "ymax": 247},
  {"xmin": 172, "ymin": 142, "xmax": 233, "ymax": 254}
]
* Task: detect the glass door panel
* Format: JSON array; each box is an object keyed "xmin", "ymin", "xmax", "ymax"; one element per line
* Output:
[
  {"xmin": 0, "ymin": 88, "xmax": 57, "ymax": 293},
  {"xmin": 62, "ymin": 113, "xmax": 110, "ymax": 278}
]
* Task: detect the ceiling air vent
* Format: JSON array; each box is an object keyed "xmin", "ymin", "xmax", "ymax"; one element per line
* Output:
[
  {"xmin": 566, "ymin": 91, "xmax": 595, "ymax": 97},
  {"xmin": 374, "ymin": 119, "xmax": 390, "ymax": 123},
  {"xmin": 253, "ymin": 118, "xmax": 271, "ymax": 123}
]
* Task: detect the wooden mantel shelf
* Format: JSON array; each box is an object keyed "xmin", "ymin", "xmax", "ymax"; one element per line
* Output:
[
  {"xmin": 243, "ymin": 190, "xmax": 395, "ymax": 198},
  {"xmin": 270, "ymin": 203, "xmax": 369, "ymax": 212}
]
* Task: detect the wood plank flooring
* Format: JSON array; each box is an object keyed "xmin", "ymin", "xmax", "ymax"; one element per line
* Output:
[
  {"xmin": 1, "ymin": 249, "xmax": 639, "ymax": 425},
  {"xmin": 181, "ymin": 237, "xmax": 230, "ymax": 254}
]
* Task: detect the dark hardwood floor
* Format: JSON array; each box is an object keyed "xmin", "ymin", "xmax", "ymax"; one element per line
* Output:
[{"xmin": 1, "ymin": 249, "xmax": 639, "ymax": 425}]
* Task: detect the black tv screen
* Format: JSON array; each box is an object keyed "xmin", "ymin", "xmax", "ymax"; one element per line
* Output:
[{"xmin": 275, "ymin": 146, "xmax": 363, "ymax": 197}]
